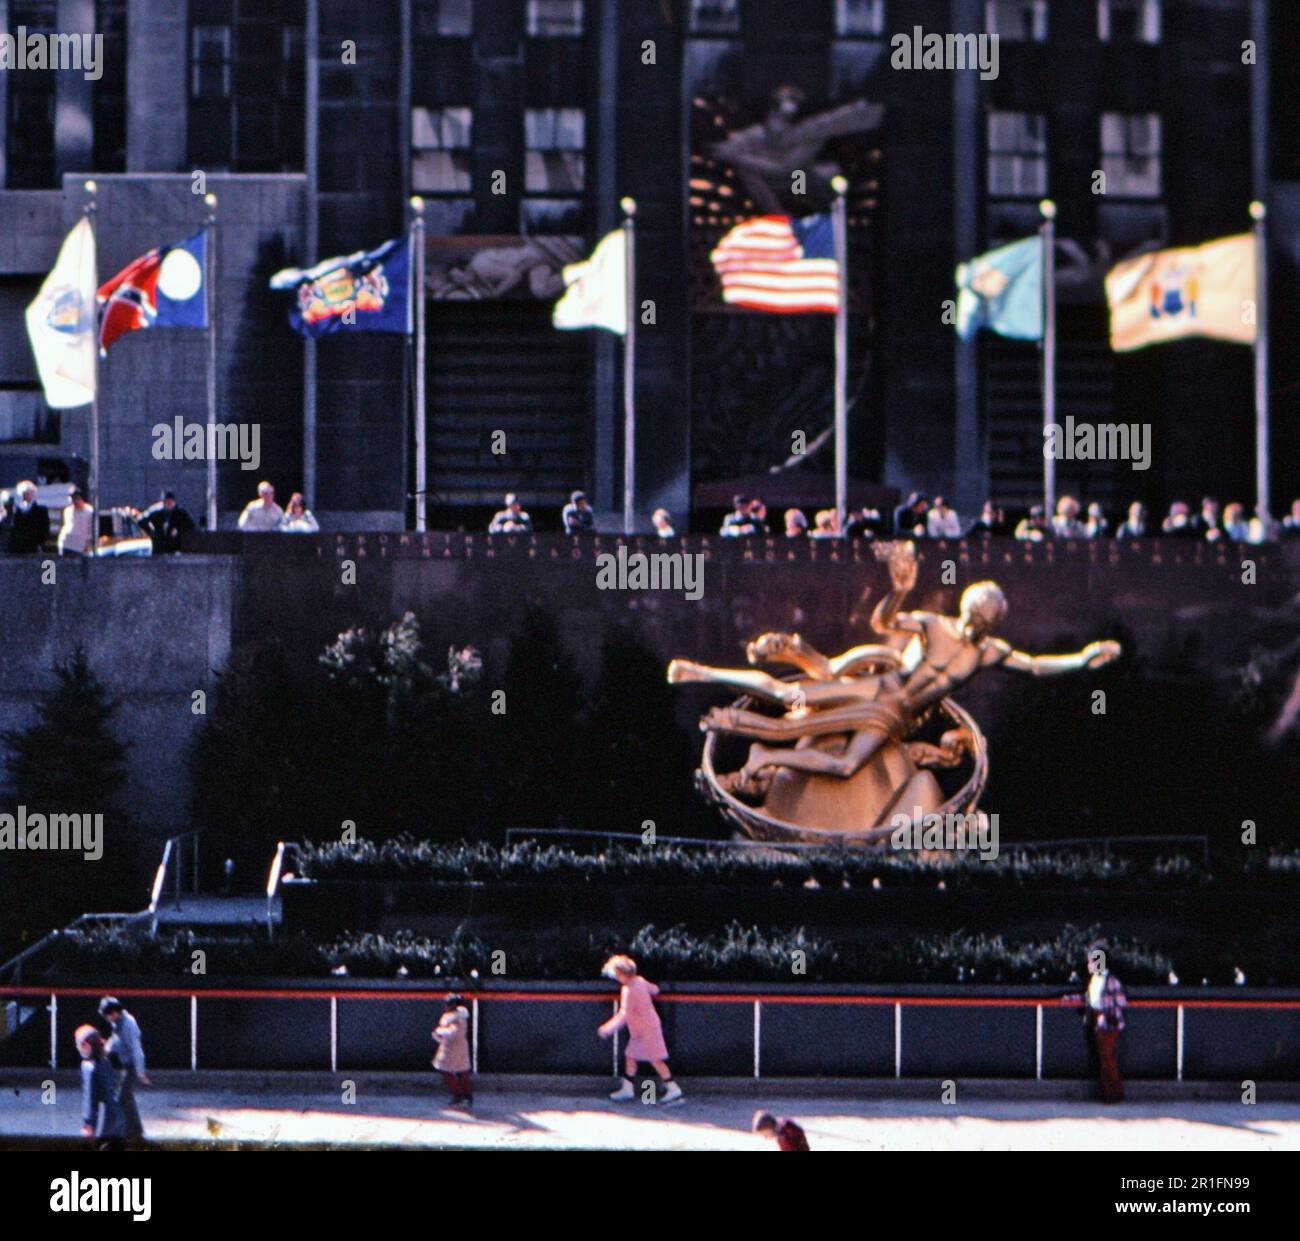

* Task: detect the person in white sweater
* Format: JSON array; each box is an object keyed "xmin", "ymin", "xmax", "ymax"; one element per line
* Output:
[
  {"xmin": 238, "ymin": 480, "xmax": 284, "ymax": 531},
  {"xmin": 57, "ymin": 490, "xmax": 95, "ymax": 554}
]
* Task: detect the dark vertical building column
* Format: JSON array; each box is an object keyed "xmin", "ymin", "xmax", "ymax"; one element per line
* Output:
[
  {"xmin": 54, "ymin": 0, "xmax": 95, "ymax": 176},
  {"xmin": 617, "ymin": 0, "xmax": 689, "ymax": 528},
  {"xmin": 877, "ymin": 0, "xmax": 958, "ymax": 502},
  {"xmin": 472, "ymin": 0, "xmax": 524, "ymax": 233},
  {"xmin": 951, "ymin": 0, "xmax": 982, "ymax": 516},
  {"xmin": 125, "ymin": 0, "xmax": 187, "ymax": 172},
  {"xmin": 313, "ymin": 0, "xmax": 406, "ymax": 528},
  {"xmin": 0, "ymin": 0, "xmax": 8, "ymax": 187}
]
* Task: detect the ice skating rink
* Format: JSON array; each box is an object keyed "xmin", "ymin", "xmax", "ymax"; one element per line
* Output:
[{"xmin": 4, "ymin": 1076, "xmax": 1300, "ymax": 1151}]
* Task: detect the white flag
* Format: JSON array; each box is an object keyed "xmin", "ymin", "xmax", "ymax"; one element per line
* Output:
[
  {"xmin": 26, "ymin": 217, "xmax": 97, "ymax": 409},
  {"xmin": 552, "ymin": 229, "xmax": 626, "ymax": 335}
]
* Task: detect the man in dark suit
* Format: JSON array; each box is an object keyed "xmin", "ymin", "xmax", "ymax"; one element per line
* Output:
[
  {"xmin": 136, "ymin": 491, "xmax": 196, "ymax": 554},
  {"xmin": 3, "ymin": 481, "xmax": 50, "ymax": 554},
  {"xmin": 892, "ymin": 492, "xmax": 929, "ymax": 538}
]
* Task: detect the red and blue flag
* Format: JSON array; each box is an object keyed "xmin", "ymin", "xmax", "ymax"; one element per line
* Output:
[{"xmin": 97, "ymin": 230, "xmax": 208, "ymax": 354}]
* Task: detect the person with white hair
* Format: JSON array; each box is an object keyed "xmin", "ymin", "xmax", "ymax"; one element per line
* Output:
[
  {"xmin": 2, "ymin": 479, "xmax": 49, "ymax": 554},
  {"xmin": 237, "ymin": 480, "xmax": 284, "ymax": 531}
]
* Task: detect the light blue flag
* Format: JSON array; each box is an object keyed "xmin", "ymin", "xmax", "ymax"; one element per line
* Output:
[{"xmin": 955, "ymin": 236, "xmax": 1043, "ymax": 340}]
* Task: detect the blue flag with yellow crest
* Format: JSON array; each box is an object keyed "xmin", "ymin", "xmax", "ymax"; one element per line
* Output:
[{"xmin": 269, "ymin": 236, "xmax": 412, "ymax": 337}]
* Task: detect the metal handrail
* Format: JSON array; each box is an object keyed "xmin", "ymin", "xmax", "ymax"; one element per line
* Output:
[
  {"xmin": 146, "ymin": 830, "xmax": 204, "ymax": 935},
  {"xmin": 265, "ymin": 842, "xmax": 290, "ymax": 940}
]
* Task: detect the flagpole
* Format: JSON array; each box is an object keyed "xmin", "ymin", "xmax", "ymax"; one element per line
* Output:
[
  {"xmin": 84, "ymin": 180, "xmax": 99, "ymax": 538},
  {"xmin": 303, "ymin": 0, "xmax": 320, "ymax": 527},
  {"xmin": 410, "ymin": 195, "xmax": 427, "ymax": 533},
  {"xmin": 621, "ymin": 196, "xmax": 637, "ymax": 535},
  {"xmin": 1249, "ymin": 199, "xmax": 1269, "ymax": 518},
  {"xmin": 1039, "ymin": 198, "xmax": 1057, "ymax": 519},
  {"xmin": 204, "ymin": 192, "xmax": 219, "ymax": 532},
  {"xmin": 831, "ymin": 176, "xmax": 849, "ymax": 535}
]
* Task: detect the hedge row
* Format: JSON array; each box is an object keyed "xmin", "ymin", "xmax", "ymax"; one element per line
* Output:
[
  {"xmin": 44, "ymin": 922, "xmax": 1180, "ymax": 985},
  {"xmin": 291, "ymin": 836, "xmax": 1300, "ymax": 891}
]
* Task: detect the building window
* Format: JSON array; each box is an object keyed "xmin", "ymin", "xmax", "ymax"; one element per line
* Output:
[
  {"xmin": 524, "ymin": 107, "xmax": 585, "ymax": 193},
  {"xmin": 987, "ymin": 111, "xmax": 1047, "ymax": 197},
  {"xmin": 190, "ymin": 24, "xmax": 232, "ymax": 99},
  {"xmin": 1100, "ymin": 112, "xmax": 1161, "ymax": 197},
  {"xmin": 423, "ymin": 200, "xmax": 478, "ymax": 235},
  {"xmin": 523, "ymin": 107, "xmax": 584, "ymax": 232},
  {"xmin": 835, "ymin": 0, "xmax": 884, "ymax": 36},
  {"xmin": 985, "ymin": 0, "xmax": 1048, "ymax": 41},
  {"xmin": 689, "ymin": 0, "xmax": 739, "ymax": 35},
  {"xmin": 415, "ymin": 0, "xmax": 473, "ymax": 37},
  {"xmin": 1098, "ymin": 0, "xmax": 1160, "ymax": 43},
  {"xmin": 4, "ymin": 1, "xmax": 57, "ymax": 188},
  {"xmin": 92, "ymin": 0, "xmax": 129, "ymax": 173},
  {"xmin": 527, "ymin": 0, "xmax": 583, "ymax": 37},
  {"xmin": 187, "ymin": 1, "xmax": 305, "ymax": 173},
  {"xmin": 412, "ymin": 107, "xmax": 473, "ymax": 193}
]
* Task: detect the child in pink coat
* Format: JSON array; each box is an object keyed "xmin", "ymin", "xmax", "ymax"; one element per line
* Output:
[{"xmin": 598, "ymin": 954, "xmax": 684, "ymax": 1105}]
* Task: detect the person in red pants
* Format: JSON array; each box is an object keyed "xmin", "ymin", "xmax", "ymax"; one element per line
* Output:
[
  {"xmin": 1064, "ymin": 943, "xmax": 1128, "ymax": 1103},
  {"xmin": 432, "ymin": 995, "xmax": 473, "ymax": 1111}
]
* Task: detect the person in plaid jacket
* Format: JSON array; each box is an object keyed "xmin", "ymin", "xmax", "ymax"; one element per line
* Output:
[{"xmin": 1063, "ymin": 944, "xmax": 1128, "ymax": 1103}]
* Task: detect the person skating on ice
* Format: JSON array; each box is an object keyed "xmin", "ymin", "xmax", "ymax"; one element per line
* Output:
[
  {"xmin": 598, "ymin": 954, "xmax": 683, "ymax": 1106},
  {"xmin": 432, "ymin": 994, "xmax": 474, "ymax": 1111}
]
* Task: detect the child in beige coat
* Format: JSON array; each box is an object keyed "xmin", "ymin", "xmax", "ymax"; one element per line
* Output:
[{"xmin": 432, "ymin": 995, "xmax": 473, "ymax": 1110}]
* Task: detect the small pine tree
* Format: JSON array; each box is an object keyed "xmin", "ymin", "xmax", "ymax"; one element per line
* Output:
[
  {"xmin": 0, "ymin": 648, "xmax": 132, "ymax": 947},
  {"xmin": 2, "ymin": 647, "xmax": 129, "ymax": 810}
]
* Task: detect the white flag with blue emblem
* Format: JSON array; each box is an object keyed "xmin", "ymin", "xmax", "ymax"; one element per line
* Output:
[{"xmin": 26, "ymin": 217, "xmax": 97, "ymax": 408}]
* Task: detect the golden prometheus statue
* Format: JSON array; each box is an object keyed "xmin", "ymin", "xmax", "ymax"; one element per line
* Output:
[{"xmin": 667, "ymin": 541, "xmax": 1120, "ymax": 845}]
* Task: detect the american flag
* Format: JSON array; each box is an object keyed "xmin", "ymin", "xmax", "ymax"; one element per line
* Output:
[{"xmin": 709, "ymin": 213, "xmax": 840, "ymax": 314}]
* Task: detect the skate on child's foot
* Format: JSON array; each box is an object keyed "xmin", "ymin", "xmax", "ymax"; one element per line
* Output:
[
  {"xmin": 659, "ymin": 1080, "xmax": 685, "ymax": 1106},
  {"xmin": 608, "ymin": 1077, "xmax": 635, "ymax": 1102}
]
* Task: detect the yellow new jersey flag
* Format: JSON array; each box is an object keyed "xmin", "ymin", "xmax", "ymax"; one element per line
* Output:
[{"xmin": 1105, "ymin": 233, "xmax": 1256, "ymax": 352}]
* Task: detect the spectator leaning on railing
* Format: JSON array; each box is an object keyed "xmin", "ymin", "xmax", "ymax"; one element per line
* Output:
[
  {"xmin": 1283, "ymin": 499, "xmax": 1300, "ymax": 539},
  {"xmin": 969, "ymin": 501, "xmax": 1007, "ymax": 538},
  {"xmin": 1014, "ymin": 505, "xmax": 1048, "ymax": 542},
  {"xmin": 561, "ymin": 489, "xmax": 595, "ymax": 534},
  {"xmin": 1114, "ymin": 501, "xmax": 1147, "ymax": 540},
  {"xmin": 720, "ymin": 494, "xmax": 756, "ymax": 537},
  {"xmin": 488, "ymin": 492, "xmax": 532, "ymax": 534},
  {"xmin": 2, "ymin": 480, "xmax": 48, "ymax": 553},
  {"xmin": 238, "ymin": 481, "xmax": 284, "ymax": 532},
  {"xmin": 278, "ymin": 492, "xmax": 320, "ymax": 533},
  {"xmin": 134, "ymin": 491, "xmax": 196, "ymax": 553},
  {"xmin": 926, "ymin": 496, "xmax": 962, "ymax": 539},
  {"xmin": 809, "ymin": 508, "xmax": 840, "ymax": 539},
  {"xmin": 57, "ymin": 489, "xmax": 95, "ymax": 555}
]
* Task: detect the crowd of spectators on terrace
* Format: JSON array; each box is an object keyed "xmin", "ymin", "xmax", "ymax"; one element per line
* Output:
[{"xmin": 714, "ymin": 492, "xmax": 1300, "ymax": 546}]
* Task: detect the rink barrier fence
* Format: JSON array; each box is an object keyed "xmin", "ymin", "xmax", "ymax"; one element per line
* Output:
[{"xmin": 3, "ymin": 984, "xmax": 1299, "ymax": 1081}]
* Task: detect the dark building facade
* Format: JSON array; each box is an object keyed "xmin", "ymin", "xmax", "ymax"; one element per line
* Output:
[{"xmin": 0, "ymin": 0, "xmax": 1293, "ymax": 529}]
